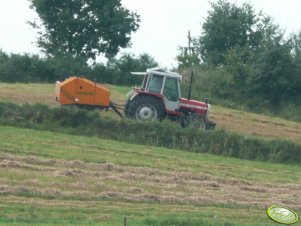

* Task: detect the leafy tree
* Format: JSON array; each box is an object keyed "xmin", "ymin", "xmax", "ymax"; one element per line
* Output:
[
  {"xmin": 107, "ymin": 53, "xmax": 158, "ymax": 72},
  {"xmin": 47, "ymin": 54, "xmax": 89, "ymax": 81},
  {"xmin": 176, "ymin": 48, "xmax": 200, "ymax": 69},
  {"xmin": 292, "ymin": 32, "xmax": 301, "ymax": 95},
  {"xmin": 250, "ymin": 37, "xmax": 296, "ymax": 104},
  {"xmin": 106, "ymin": 53, "xmax": 158, "ymax": 84},
  {"xmin": 28, "ymin": 0, "xmax": 140, "ymax": 60},
  {"xmin": 196, "ymin": 0, "xmax": 269, "ymax": 66},
  {"xmin": 193, "ymin": 0, "xmax": 299, "ymax": 106}
]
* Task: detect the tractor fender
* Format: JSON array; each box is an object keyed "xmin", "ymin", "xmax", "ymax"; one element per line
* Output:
[
  {"xmin": 127, "ymin": 88, "xmax": 166, "ymax": 110},
  {"xmin": 131, "ymin": 92, "xmax": 166, "ymax": 112}
]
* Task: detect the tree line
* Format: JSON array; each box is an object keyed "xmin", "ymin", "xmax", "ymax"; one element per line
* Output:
[{"xmin": 0, "ymin": 51, "xmax": 157, "ymax": 85}]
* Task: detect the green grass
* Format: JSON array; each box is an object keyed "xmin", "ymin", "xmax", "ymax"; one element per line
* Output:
[
  {"xmin": 0, "ymin": 125, "xmax": 300, "ymax": 225},
  {"xmin": 0, "ymin": 82, "xmax": 300, "ymax": 225}
]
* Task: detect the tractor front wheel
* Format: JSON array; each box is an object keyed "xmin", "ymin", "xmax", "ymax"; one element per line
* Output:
[
  {"xmin": 182, "ymin": 113, "xmax": 206, "ymax": 130},
  {"xmin": 181, "ymin": 113, "xmax": 216, "ymax": 130},
  {"xmin": 127, "ymin": 96, "xmax": 165, "ymax": 122}
]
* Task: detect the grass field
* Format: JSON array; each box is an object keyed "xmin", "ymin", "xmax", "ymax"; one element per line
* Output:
[
  {"xmin": 0, "ymin": 82, "xmax": 300, "ymax": 143},
  {"xmin": 0, "ymin": 125, "xmax": 300, "ymax": 225},
  {"xmin": 0, "ymin": 82, "xmax": 300, "ymax": 225}
]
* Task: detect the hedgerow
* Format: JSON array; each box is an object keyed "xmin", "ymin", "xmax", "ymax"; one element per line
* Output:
[{"xmin": 0, "ymin": 102, "xmax": 300, "ymax": 164}]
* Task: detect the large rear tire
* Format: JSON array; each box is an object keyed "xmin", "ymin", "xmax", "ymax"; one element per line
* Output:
[{"xmin": 127, "ymin": 95, "xmax": 165, "ymax": 122}]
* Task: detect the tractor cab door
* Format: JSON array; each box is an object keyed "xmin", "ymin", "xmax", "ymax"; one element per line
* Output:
[
  {"xmin": 163, "ymin": 77, "xmax": 180, "ymax": 112},
  {"xmin": 146, "ymin": 73, "xmax": 180, "ymax": 112}
]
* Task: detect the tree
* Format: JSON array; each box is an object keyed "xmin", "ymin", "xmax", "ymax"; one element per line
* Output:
[
  {"xmin": 28, "ymin": 0, "xmax": 140, "ymax": 60},
  {"xmin": 194, "ymin": 0, "xmax": 298, "ymax": 105},
  {"xmin": 106, "ymin": 53, "xmax": 158, "ymax": 84},
  {"xmin": 196, "ymin": 0, "xmax": 269, "ymax": 66},
  {"xmin": 292, "ymin": 32, "xmax": 301, "ymax": 95},
  {"xmin": 176, "ymin": 48, "xmax": 200, "ymax": 69},
  {"xmin": 250, "ymin": 37, "xmax": 297, "ymax": 104}
]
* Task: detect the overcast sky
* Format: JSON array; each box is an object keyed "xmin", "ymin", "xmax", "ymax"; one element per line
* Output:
[{"xmin": 0, "ymin": 0, "xmax": 301, "ymax": 67}]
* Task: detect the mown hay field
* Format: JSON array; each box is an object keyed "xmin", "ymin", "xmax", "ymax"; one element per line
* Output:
[{"xmin": 0, "ymin": 125, "xmax": 300, "ymax": 225}]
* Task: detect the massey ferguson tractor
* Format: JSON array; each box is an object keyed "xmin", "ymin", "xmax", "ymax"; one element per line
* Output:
[{"xmin": 55, "ymin": 67, "xmax": 215, "ymax": 129}]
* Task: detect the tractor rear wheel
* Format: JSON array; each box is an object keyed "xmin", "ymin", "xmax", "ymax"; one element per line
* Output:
[{"xmin": 127, "ymin": 95, "xmax": 165, "ymax": 122}]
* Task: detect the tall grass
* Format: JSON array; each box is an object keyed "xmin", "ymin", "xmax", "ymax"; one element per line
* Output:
[{"xmin": 0, "ymin": 102, "xmax": 300, "ymax": 164}]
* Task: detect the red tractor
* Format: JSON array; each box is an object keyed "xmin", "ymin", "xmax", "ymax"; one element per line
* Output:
[
  {"xmin": 55, "ymin": 67, "xmax": 215, "ymax": 129},
  {"xmin": 125, "ymin": 67, "xmax": 215, "ymax": 129}
]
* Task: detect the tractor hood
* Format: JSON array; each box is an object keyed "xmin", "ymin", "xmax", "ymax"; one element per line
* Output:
[{"xmin": 179, "ymin": 98, "xmax": 209, "ymax": 114}]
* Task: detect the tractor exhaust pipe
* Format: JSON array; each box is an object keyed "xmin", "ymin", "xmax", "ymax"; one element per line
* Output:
[{"xmin": 187, "ymin": 69, "xmax": 194, "ymax": 100}]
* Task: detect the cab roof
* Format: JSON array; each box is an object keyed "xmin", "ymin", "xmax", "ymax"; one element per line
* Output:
[
  {"xmin": 147, "ymin": 67, "xmax": 182, "ymax": 80},
  {"xmin": 131, "ymin": 67, "xmax": 182, "ymax": 80}
]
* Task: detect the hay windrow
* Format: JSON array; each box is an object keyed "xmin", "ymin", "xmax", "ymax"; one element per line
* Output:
[{"xmin": 0, "ymin": 154, "xmax": 300, "ymax": 209}]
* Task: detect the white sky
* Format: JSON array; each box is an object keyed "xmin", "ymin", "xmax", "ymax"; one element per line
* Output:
[{"xmin": 0, "ymin": 0, "xmax": 301, "ymax": 67}]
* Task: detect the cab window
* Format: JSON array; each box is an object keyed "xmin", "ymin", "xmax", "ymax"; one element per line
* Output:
[
  {"xmin": 163, "ymin": 77, "xmax": 179, "ymax": 101},
  {"xmin": 148, "ymin": 74, "xmax": 163, "ymax": 93}
]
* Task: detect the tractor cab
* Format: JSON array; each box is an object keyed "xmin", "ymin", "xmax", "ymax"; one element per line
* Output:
[
  {"xmin": 141, "ymin": 68, "xmax": 181, "ymax": 94},
  {"xmin": 134, "ymin": 68, "xmax": 182, "ymax": 113}
]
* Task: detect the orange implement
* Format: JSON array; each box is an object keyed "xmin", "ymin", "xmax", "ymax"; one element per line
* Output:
[{"xmin": 55, "ymin": 77, "xmax": 110, "ymax": 108}]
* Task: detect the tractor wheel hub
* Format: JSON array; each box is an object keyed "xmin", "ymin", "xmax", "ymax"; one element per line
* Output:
[{"xmin": 136, "ymin": 105, "xmax": 157, "ymax": 121}]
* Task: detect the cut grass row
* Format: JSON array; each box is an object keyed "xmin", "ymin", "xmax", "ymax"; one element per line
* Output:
[
  {"xmin": 1, "ymin": 125, "xmax": 300, "ymax": 183},
  {"xmin": 0, "ymin": 125, "xmax": 300, "ymax": 225}
]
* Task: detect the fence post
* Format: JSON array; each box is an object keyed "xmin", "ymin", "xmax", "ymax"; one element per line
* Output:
[{"xmin": 124, "ymin": 216, "xmax": 127, "ymax": 226}]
